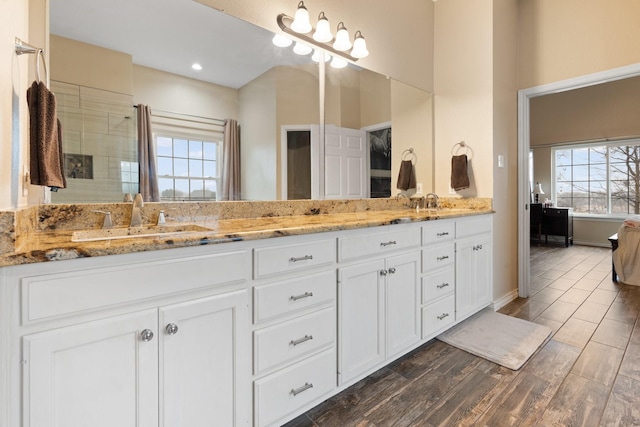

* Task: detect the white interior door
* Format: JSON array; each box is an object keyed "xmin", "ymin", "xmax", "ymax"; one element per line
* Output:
[{"xmin": 324, "ymin": 125, "xmax": 367, "ymax": 199}]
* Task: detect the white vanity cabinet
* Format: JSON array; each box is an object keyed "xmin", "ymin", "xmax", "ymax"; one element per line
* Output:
[
  {"xmin": 251, "ymin": 237, "xmax": 338, "ymax": 427},
  {"xmin": 455, "ymin": 215, "xmax": 493, "ymax": 321},
  {"xmin": 337, "ymin": 225, "xmax": 421, "ymax": 385},
  {"xmin": 5, "ymin": 245, "xmax": 252, "ymax": 427}
]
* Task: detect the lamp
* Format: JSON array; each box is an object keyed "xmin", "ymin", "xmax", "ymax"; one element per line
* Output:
[
  {"xmin": 275, "ymin": 3, "xmax": 370, "ymax": 63},
  {"xmin": 313, "ymin": 12, "xmax": 333, "ymax": 43},
  {"xmin": 533, "ymin": 182, "xmax": 545, "ymax": 203},
  {"xmin": 291, "ymin": 1, "xmax": 312, "ymax": 33}
]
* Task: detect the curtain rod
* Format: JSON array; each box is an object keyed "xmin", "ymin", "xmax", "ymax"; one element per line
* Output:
[
  {"xmin": 531, "ymin": 135, "xmax": 640, "ymax": 149},
  {"xmin": 133, "ymin": 105, "xmax": 226, "ymax": 124}
]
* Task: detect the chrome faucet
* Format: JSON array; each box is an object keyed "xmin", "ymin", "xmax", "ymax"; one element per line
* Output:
[
  {"xmin": 130, "ymin": 193, "xmax": 144, "ymax": 227},
  {"xmin": 424, "ymin": 193, "xmax": 439, "ymax": 210}
]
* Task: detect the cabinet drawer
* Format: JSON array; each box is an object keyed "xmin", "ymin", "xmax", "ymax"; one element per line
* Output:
[
  {"xmin": 22, "ymin": 250, "xmax": 250, "ymax": 324},
  {"xmin": 421, "ymin": 267, "xmax": 455, "ymax": 304},
  {"xmin": 254, "ymin": 270, "xmax": 336, "ymax": 323},
  {"xmin": 422, "ymin": 294, "xmax": 455, "ymax": 338},
  {"xmin": 422, "ymin": 243, "xmax": 455, "ymax": 272},
  {"xmin": 456, "ymin": 215, "xmax": 492, "ymax": 239},
  {"xmin": 254, "ymin": 307, "xmax": 335, "ymax": 374},
  {"xmin": 254, "ymin": 239, "xmax": 336, "ymax": 278},
  {"xmin": 338, "ymin": 228, "xmax": 420, "ymax": 262},
  {"xmin": 254, "ymin": 348, "xmax": 336, "ymax": 427},
  {"xmin": 422, "ymin": 221, "xmax": 455, "ymax": 244}
]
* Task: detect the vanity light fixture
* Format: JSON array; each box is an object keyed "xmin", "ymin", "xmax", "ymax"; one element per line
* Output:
[
  {"xmin": 311, "ymin": 49, "xmax": 331, "ymax": 63},
  {"xmin": 275, "ymin": 1, "xmax": 369, "ymax": 63},
  {"xmin": 293, "ymin": 41, "xmax": 313, "ymax": 56},
  {"xmin": 272, "ymin": 34, "xmax": 293, "ymax": 47}
]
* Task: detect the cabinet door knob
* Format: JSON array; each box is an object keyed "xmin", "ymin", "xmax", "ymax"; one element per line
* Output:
[
  {"xmin": 165, "ymin": 323, "xmax": 179, "ymax": 335},
  {"xmin": 140, "ymin": 329, "xmax": 154, "ymax": 342},
  {"xmin": 388, "ymin": 267, "xmax": 396, "ymax": 274},
  {"xmin": 380, "ymin": 269, "xmax": 388, "ymax": 276}
]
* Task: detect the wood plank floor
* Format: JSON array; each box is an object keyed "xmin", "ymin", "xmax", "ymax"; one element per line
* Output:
[{"xmin": 284, "ymin": 245, "xmax": 640, "ymax": 426}]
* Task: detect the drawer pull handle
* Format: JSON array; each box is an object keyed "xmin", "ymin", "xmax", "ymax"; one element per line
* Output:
[
  {"xmin": 437, "ymin": 313, "xmax": 450, "ymax": 321},
  {"xmin": 165, "ymin": 323, "xmax": 179, "ymax": 335},
  {"xmin": 380, "ymin": 241, "xmax": 397, "ymax": 247},
  {"xmin": 473, "ymin": 244, "xmax": 483, "ymax": 251},
  {"xmin": 437, "ymin": 255, "xmax": 449, "ymax": 261},
  {"xmin": 290, "ymin": 255, "xmax": 313, "ymax": 262},
  {"xmin": 291, "ymin": 382, "xmax": 314, "ymax": 396},
  {"xmin": 140, "ymin": 329, "xmax": 154, "ymax": 342},
  {"xmin": 290, "ymin": 335, "xmax": 314, "ymax": 346},
  {"xmin": 437, "ymin": 283, "xmax": 450, "ymax": 289},
  {"xmin": 437, "ymin": 232, "xmax": 449, "ymax": 237},
  {"xmin": 290, "ymin": 291, "xmax": 314, "ymax": 301},
  {"xmin": 388, "ymin": 267, "xmax": 396, "ymax": 274}
]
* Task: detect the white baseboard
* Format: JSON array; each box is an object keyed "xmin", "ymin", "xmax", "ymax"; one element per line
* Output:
[
  {"xmin": 572, "ymin": 240, "xmax": 610, "ymax": 248},
  {"xmin": 491, "ymin": 289, "xmax": 519, "ymax": 311}
]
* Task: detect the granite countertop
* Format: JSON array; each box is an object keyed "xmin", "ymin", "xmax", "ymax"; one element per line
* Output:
[{"xmin": 0, "ymin": 199, "xmax": 493, "ymax": 267}]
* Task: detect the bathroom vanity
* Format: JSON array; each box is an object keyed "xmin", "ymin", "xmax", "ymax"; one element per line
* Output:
[{"xmin": 0, "ymin": 202, "xmax": 493, "ymax": 427}]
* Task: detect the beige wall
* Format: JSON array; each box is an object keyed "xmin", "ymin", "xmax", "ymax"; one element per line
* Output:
[
  {"xmin": 518, "ymin": 0, "xmax": 640, "ymax": 89},
  {"xmin": 51, "ymin": 35, "xmax": 133, "ymax": 95},
  {"xmin": 530, "ymin": 76, "xmax": 640, "ymax": 145}
]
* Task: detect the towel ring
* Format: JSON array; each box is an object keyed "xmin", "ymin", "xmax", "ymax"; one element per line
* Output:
[
  {"xmin": 35, "ymin": 49, "xmax": 48, "ymax": 84},
  {"xmin": 402, "ymin": 148, "xmax": 417, "ymax": 165},
  {"xmin": 451, "ymin": 141, "xmax": 472, "ymax": 160}
]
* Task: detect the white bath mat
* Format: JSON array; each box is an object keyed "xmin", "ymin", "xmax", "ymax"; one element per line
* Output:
[{"xmin": 437, "ymin": 309, "xmax": 552, "ymax": 370}]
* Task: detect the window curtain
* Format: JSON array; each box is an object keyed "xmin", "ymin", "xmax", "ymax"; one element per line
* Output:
[
  {"xmin": 222, "ymin": 119, "xmax": 241, "ymax": 200},
  {"xmin": 137, "ymin": 104, "xmax": 160, "ymax": 202}
]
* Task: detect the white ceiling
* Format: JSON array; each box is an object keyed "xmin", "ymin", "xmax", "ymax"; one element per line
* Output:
[{"xmin": 49, "ymin": 0, "xmax": 311, "ymax": 89}]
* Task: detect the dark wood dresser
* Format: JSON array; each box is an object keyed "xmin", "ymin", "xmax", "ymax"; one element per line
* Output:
[{"xmin": 543, "ymin": 207, "xmax": 573, "ymax": 247}]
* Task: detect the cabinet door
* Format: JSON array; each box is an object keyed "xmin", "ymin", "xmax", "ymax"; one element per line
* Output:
[
  {"xmin": 386, "ymin": 252, "xmax": 420, "ymax": 358},
  {"xmin": 24, "ymin": 310, "xmax": 159, "ymax": 427},
  {"xmin": 159, "ymin": 290, "xmax": 250, "ymax": 427},
  {"xmin": 338, "ymin": 259, "xmax": 385, "ymax": 385},
  {"xmin": 455, "ymin": 236, "xmax": 492, "ymax": 321}
]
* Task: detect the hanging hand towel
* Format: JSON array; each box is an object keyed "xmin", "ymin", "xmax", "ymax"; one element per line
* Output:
[
  {"xmin": 27, "ymin": 81, "xmax": 66, "ymax": 190},
  {"xmin": 397, "ymin": 159, "xmax": 416, "ymax": 191},
  {"xmin": 451, "ymin": 154, "xmax": 470, "ymax": 191}
]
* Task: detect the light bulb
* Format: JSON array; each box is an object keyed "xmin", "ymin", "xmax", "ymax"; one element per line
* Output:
[
  {"xmin": 293, "ymin": 42, "xmax": 312, "ymax": 55},
  {"xmin": 311, "ymin": 49, "xmax": 331, "ymax": 63},
  {"xmin": 351, "ymin": 31, "xmax": 369, "ymax": 58},
  {"xmin": 191, "ymin": 63, "xmax": 203, "ymax": 71},
  {"xmin": 313, "ymin": 12, "xmax": 333, "ymax": 43},
  {"xmin": 291, "ymin": 1, "xmax": 312, "ymax": 34},
  {"xmin": 272, "ymin": 34, "xmax": 293, "ymax": 47},
  {"xmin": 332, "ymin": 22, "xmax": 352, "ymax": 52},
  {"xmin": 330, "ymin": 56, "xmax": 348, "ymax": 69}
]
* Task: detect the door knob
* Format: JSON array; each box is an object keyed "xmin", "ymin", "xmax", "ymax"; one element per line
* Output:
[
  {"xmin": 140, "ymin": 329, "xmax": 154, "ymax": 342},
  {"xmin": 165, "ymin": 323, "xmax": 179, "ymax": 335}
]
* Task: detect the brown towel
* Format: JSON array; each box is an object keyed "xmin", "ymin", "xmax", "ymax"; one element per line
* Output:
[
  {"xmin": 27, "ymin": 81, "xmax": 66, "ymax": 190},
  {"xmin": 397, "ymin": 160, "xmax": 416, "ymax": 191},
  {"xmin": 451, "ymin": 155, "xmax": 469, "ymax": 191}
]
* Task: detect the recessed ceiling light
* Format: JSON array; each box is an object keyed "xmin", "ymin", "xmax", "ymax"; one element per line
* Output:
[{"xmin": 192, "ymin": 63, "xmax": 203, "ymax": 71}]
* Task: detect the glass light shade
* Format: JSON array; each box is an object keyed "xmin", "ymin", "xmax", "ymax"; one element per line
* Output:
[
  {"xmin": 350, "ymin": 31, "xmax": 369, "ymax": 58},
  {"xmin": 330, "ymin": 56, "xmax": 348, "ymax": 69},
  {"xmin": 291, "ymin": 1, "xmax": 312, "ymax": 34},
  {"xmin": 293, "ymin": 42, "xmax": 313, "ymax": 55},
  {"xmin": 333, "ymin": 22, "xmax": 352, "ymax": 51},
  {"xmin": 272, "ymin": 34, "xmax": 293, "ymax": 47},
  {"xmin": 311, "ymin": 49, "xmax": 331, "ymax": 63},
  {"xmin": 313, "ymin": 13, "xmax": 333, "ymax": 43}
]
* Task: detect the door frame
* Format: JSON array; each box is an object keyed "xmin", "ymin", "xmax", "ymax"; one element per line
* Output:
[{"xmin": 517, "ymin": 63, "xmax": 640, "ymax": 297}]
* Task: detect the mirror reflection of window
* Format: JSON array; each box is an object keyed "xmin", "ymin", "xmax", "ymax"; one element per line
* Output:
[{"xmin": 156, "ymin": 136, "xmax": 219, "ymax": 201}]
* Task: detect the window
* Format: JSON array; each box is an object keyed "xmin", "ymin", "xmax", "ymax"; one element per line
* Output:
[
  {"xmin": 120, "ymin": 161, "xmax": 139, "ymax": 195},
  {"xmin": 554, "ymin": 141, "xmax": 640, "ymax": 215},
  {"xmin": 156, "ymin": 136, "xmax": 220, "ymax": 201}
]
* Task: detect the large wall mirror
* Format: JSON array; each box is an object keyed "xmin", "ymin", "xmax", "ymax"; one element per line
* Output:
[{"xmin": 48, "ymin": 0, "xmax": 432, "ymax": 203}]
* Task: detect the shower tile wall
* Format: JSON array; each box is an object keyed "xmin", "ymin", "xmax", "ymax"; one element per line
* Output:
[{"xmin": 51, "ymin": 81, "xmax": 137, "ymax": 203}]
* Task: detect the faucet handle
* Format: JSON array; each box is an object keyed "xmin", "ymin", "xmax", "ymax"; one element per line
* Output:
[{"xmin": 92, "ymin": 210, "xmax": 113, "ymax": 229}]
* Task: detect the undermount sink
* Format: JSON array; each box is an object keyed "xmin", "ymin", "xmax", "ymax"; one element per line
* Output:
[{"xmin": 71, "ymin": 224, "xmax": 213, "ymax": 242}]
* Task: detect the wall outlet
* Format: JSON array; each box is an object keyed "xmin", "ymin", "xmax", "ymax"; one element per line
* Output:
[{"xmin": 416, "ymin": 183, "xmax": 423, "ymax": 194}]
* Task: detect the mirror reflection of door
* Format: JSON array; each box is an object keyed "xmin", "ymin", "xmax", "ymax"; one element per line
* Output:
[
  {"xmin": 367, "ymin": 125, "xmax": 392, "ymax": 198},
  {"xmin": 286, "ymin": 130, "xmax": 312, "ymax": 200}
]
